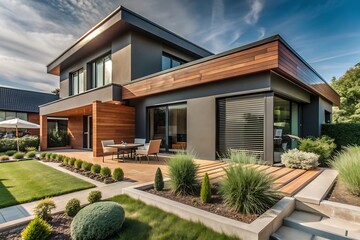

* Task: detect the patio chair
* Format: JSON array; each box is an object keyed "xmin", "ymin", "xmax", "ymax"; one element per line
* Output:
[
  {"xmin": 101, "ymin": 140, "xmax": 119, "ymax": 162},
  {"xmin": 135, "ymin": 139, "xmax": 161, "ymax": 163},
  {"xmin": 135, "ymin": 138, "xmax": 146, "ymax": 150}
]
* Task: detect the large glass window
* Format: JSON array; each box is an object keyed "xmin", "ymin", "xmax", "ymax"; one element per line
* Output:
[
  {"xmin": 162, "ymin": 53, "xmax": 185, "ymax": 71},
  {"xmin": 148, "ymin": 103, "xmax": 187, "ymax": 152},
  {"xmin": 70, "ymin": 69, "xmax": 84, "ymax": 95},
  {"xmin": 92, "ymin": 55, "xmax": 112, "ymax": 89}
]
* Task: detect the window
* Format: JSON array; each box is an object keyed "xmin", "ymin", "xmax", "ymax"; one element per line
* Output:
[
  {"xmin": 70, "ymin": 68, "xmax": 84, "ymax": 95},
  {"xmin": 325, "ymin": 110, "xmax": 331, "ymax": 123},
  {"xmin": 91, "ymin": 55, "xmax": 112, "ymax": 88},
  {"xmin": 16, "ymin": 112, "xmax": 28, "ymax": 121},
  {"xmin": 162, "ymin": 53, "xmax": 185, "ymax": 71},
  {"xmin": 5, "ymin": 112, "xmax": 16, "ymax": 120}
]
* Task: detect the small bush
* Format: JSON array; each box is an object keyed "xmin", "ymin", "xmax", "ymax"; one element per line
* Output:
[
  {"xmin": 331, "ymin": 146, "xmax": 360, "ymax": 195},
  {"xmin": 33, "ymin": 198, "xmax": 56, "ymax": 221},
  {"xmin": 63, "ymin": 157, "xmax": 69, "ymax": 165},
  {"xmin": 154, "ymin": 167, "xmax": 164, "ymax": 191},
  {"xmin": 65, "ymin": 198, "xmax": 81, "ymax": 218},
  {"xmin": 5, "ymin": 150, "xmax": 17, "ymax": 156},
  {"xmin": 45, "ymin": 152, "xmax": 52, "ymax": 160},
  {"xmin": 299, "ymin": 135, "xmax": 336, "ymax": 166},
  {"xmin": 50, "ymin": 153, "xmax": 58, "ymax": 161},
  {"xmin": 81, "ymin": 162, "xmax": 93, "ymax": 171},
  {"xmin": 40, "ymin": 152, "xmax": 47, "ymax": 159},
  {"xmin": 113, "ymin": 168, "xmax": 124, "ymax": 181},
  {"xmin": 26, "ymin": 151, "xmax": 36, "ymax": 159},
  {"xmin": 0, "ymin": 136, "xmax": 39, "ymax": 152},
  {"xmin": 13, "ymin": 152, "xmax": 25, "ymax": 160},
  {"xmin": 281, "ymin": 149, "xmax": 319, "ymax": 170},
  {"xmin": 56, "ymin": 154, "xmax": 64, "ymax": 162},
  {"xmin": 200, "ymin": 173, "xmax": 211, "ymax": 203},
  {"xmin": 68, "ymin": 158, "xmax": 76, "ymax": 166},
  {"xmin": 100, "ymin": 167, "xmax": 111, "ymax": 177},
  {"xmin": 167, "ymin": 153, "xmax": 198, "ymax": 195},
  {"xmin": 25, "ymin": 146, "xmax": 37, "ymax": 152},
  {"xmin": 0, "ymin": 155, "xmax": 9, "ymax": 161},
  {"xmin": 322, "ymin": 123, "xmax": 360, "ymax": 150},
  {"xmin": 88, "ymin": 190, "xmax": 102, "ymax": 203},
  {"xmin": 71, "ymin": 202, "xmax": 125, "ymax": 240},
  {"xmin": 91, "ymin": 164, "xmax": 101, "ymax": 174},
  {"xmin": 21, "ymin": 217, "xmax": 52, "ymax": 240},
  {"xmin": 74, "ymin": 159, "xmax": 83, "ymax": 169}
]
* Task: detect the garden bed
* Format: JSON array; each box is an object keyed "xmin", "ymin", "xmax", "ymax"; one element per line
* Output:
[
  {"xmin": 59, "ymin": 163, "xmax": 115, "ymax": 184},
  {"xmin": 326, "ymin": 180, "xmax": 360, "ymax": 207},
  {"xmin": 146, "ymin": 185, "xmax": 258, "ymax": 223}
]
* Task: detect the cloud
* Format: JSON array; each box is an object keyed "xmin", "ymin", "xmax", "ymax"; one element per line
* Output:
[
  {"xmin": 310, "ymin": 50, "xmax": 360, "ymax": 63},
  {"xmin": 258, "ymin": 27, "xmax": 265, "ymax": 39},
  {"xmin": 244, "ymin": 0, "xmax": 264, "ymax": 25}
]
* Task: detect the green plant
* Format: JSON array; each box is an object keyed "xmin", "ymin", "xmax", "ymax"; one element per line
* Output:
[
  {"xmin": 91, "ymin": 164, "xmax": 101, "ymax": 174},
  {"xmin": 281, "ymin": 149, "xmax": 319, "ymax": 170},
  {"xmin": 65, "ymin": 198, "xmax": 81, "ymax": 218},
  {"xmin": 81, "ymin": 162, "xmax": 93, "ymax": 171},
  {"xmin": 167, "ymin": 153, "xmax": 198, "ymax": 195},
  {"xmin": 56, "ymin": 154, "xmax": 64, "ymax": 162},
  {"xmin": 26, "ymin": 151, "xmax": 36, "ymax": 159},
  {"xmin": 5, "ymin": 150, "xmax": 17, "ymax": 156},
  {"xmin": 331, "ymin": 146, "xmax": 360, "ymax": 195},
  {"xmin": 45, "ymin": 152, "xmax": 52, "ymax": 160},
  {"xmin": 299, "ymin": 135, "xmax": 336, "ymax": 166},
  {"xmin": 33, "ymin": 198, "xmax": 56, "ymax": 221},
  {"xmin": 74, "ymin": 159, "xmax": 83, "ymax": 169},
  {"xmin": 25, "ymin": 146, "xmax": 37, "ymax": 152},
  {"xmin": 13, "ymin": 152, "xmax": 25, "ymax": 160},
  {"xmin": 47, "ymin": 129, "xmax": 70, "ymax": 148},
  {"xmin": 21, "ymin": 217, "xmax": 52, "ymax": 240},
  {"xmin": 154, "ymin": 167, "xmax": 164, "ymax": 191},
  {"xmin": 70, "ymin": 202, "xmax": 125, "ymax": 240},
  {"xmin": 322, "ymin": 123, "xmax": 360, "ymax": 149},
  {"xmin": 40, "ymin": 152, "xmax": 47, "ymax": 159},
  {"xmin": 50, "ymin": 153, "xmax": 58, "ymax": 161},
  {"xmin": 113, "ymin": 168, "xmax": 124, "ymax": 181},
  {"xmin": 0, "ymin": 155, "xmax": 9, "ymax": 161},
  {"xmin": 88, "ymin": 190, "xmax": 102, "ymax": 203},
  {"xmin": 0, "ymin": 136, "xmax": 39, "ymax": 152},
  {"xmin": 68, "ymin": 158, "xmax": 76, "ymax": 166},
  {"xmin": 200, "ymin": 173, "xmax": 211, "ymax": 203},
  {"xmin": 219, "ymin": 165, "xmax": 279, "ymax": 214},
  {"xmin": 100, "ymin": 167, "xmax": 111, "ymax": 177},
  {"xmin": 63, "ymin": 157, "xmax": 69, "ymax": 165}
]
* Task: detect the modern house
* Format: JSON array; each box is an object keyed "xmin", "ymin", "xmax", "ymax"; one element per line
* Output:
[
  {"xmin": 39, "ymin": 6, "xmax": 339, "ymax": 164},
  {"xmin": 0, "ymin": 87, "xmax": 58, "ymax": 137}
]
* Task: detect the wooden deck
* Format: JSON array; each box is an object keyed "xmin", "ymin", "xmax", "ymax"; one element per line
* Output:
[{"xmin": 193, "ymin": 161, "xmax": 322, "ymax": 196}]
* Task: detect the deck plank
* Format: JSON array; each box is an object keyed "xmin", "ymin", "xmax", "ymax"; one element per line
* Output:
[{"xmin": 278, "ymin": 169, "xmax": 322, "ymax": 196}]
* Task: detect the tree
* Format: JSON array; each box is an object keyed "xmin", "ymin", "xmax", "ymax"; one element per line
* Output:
[{"xmin": 331, "ymin": 63, "xmax": 360, "ymax": 123}]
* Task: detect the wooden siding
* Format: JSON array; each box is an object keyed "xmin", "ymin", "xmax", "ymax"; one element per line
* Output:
[
  {"xmin": 28, "ymin": 113, "xmax": 40, "ymax": 135},
  {"xmin": 276, "ymin": 42, "xmax": 340, "ymax": 105},
  {"xmin": 92, "ymin": 101, "xmax": 135, "ymax": 157},
  {"xmin": 40, "ymin": 115, "xmax": 47, "ymax": 150},
  {"xmin": 122, "ymin": 41, "xmax": 279, "ymax": 99},
  {"xmin": 68, "ymin": 116, "xmax": 83, "ymax": 149}
]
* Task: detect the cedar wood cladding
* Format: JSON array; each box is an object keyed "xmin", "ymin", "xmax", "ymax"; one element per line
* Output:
[{"xmin": 122, "ymin": 39, "xmax": 339, "ymax": 106}]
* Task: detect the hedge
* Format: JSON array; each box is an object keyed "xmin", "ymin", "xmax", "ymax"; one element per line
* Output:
[
  {"xmin": 0, "ymin": 136, "xmax": 39, "ymax": 152},
  {"xmin": 322, "ymin": 123, "xmax": 360, "ymax": 149}
]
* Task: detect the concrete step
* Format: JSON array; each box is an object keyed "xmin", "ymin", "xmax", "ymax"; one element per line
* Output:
[
  {"xmin": 270, "ymin": 226, "xmax": 328, "ymax": 240},
  {"xmin": 283, "ymin": 210, "xmax": 360, "ymax": 239}
]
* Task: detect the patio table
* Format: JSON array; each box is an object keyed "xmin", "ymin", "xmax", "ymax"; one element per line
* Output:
[{"xmin": 107, "ymin": 143, "xmax": 144, "ymax": 160}]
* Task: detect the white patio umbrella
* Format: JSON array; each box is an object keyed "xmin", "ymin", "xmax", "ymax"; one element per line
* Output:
[{"xmin": 0, "ymin": 118, "xmax": 40, "ymax": 152}]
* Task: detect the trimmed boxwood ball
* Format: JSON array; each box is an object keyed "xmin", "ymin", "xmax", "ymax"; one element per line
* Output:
[
  {"xmin": 65, "ymin": 198, "xmax": 81, "ymax": 217},
  {"xmin": 13, "ymin": 152, "xmax": 25, "ymax": 160},
  {"xmin": 113, "ymin": 168, "xmax": 124, "ymax": 181},
  {"xmin": 50, "ymin": 153, "xmax": 58, "ymax": 160},
  {"xmin": 69, "ymin": 158, "xmax": 76, "ymax": 166},
  {"xmin": 45, "ymin": 152, "xmax": 52, "ymax": 160},
  {"xmin": 63, "ymin": 157, "xmax": 70, "ymax": 165},
  {"xmin": 100, "ymin": 167, "xmax": 111, "ymax": 177},
  {"xmin": 91, "ymin": 164, "xmax": 101, "ymax": 174},
  {"xmin": 71, "ymin": 202, "xmax": 125, "ymax": 240},
  {"xmin": 88, "ymin": 190, "xmax": 102, "ymax": 203},
  {"xmin": 56, "ymin": 154, "xmax": 64, "ymax": 162},
  {"xmin": 81, "ymin": 162, "xmax": 93, "ymax": 171},
  {"xmin": 40, "ymin": 152, "xmax": 47, "ymax": 159},
  {"xmin": 74, "ymin": 159, "xmax": 83, "ymax": 169},
  {"xmin": 26, "ymin": 151, "xmax": 36, "ymax": 159}
]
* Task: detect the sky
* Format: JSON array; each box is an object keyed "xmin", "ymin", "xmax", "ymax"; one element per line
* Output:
[{"xmin": 0, "ymin": 0, "xmax": 359, "ymax": 93}]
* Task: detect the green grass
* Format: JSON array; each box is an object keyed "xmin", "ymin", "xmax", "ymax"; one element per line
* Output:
[
  {"xmin": 110, "ymin": 195, "xmax": 238, "ymax": 240},
  {"xmin": 0, "ymin": 160, "xmax": 95, "ymax": 208}
]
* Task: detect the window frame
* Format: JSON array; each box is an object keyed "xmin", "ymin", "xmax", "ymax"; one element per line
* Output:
[
  {"xmin": 70, "ymin": 68, "xmax": 84, "ymax": 96},
  {"xmin": 162, "ymin": 53, "xmax": 185, "ymax": 71},
  {"xmin": 91, "ymin": 54, "xmax": 112, "ymax": 89}
]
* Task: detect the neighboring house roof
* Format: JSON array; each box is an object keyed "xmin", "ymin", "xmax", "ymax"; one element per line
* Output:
[{"xmin": 0, "ymin": 87, "xmax": 59, "ymax": 113}]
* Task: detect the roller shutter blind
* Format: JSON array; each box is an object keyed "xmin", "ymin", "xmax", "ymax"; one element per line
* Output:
[{"xmin": 217, "ymin": 94, "xmax": 265, "ymax": 159}]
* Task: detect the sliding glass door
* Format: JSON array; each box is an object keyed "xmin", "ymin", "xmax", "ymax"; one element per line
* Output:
[{"xmin": 148, "ymin": 103, "xmax": 187, "ymax": 152}]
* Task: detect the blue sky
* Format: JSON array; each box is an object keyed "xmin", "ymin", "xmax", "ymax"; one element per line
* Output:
[{"xmin": 0, "ymin": 0, "xmax": 359, "ymax": 92}]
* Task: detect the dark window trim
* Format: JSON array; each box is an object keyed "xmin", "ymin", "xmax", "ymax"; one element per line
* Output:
[
  {"xmin": 162, "ymin": 52, "xmax": 186, "ymax": 70},
  {"xmin": 69, "ymin": 68, "xmax": 84, "ymax": 96},
  {"xmin": 91, "ymin": 53, "xmax": 112, "ymax": 89}
]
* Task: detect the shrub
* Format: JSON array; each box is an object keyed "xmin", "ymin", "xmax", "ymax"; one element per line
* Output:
[
  {"xmin": 5, "ymin": 150, "xmax": 17, "ymax": 156},
  {"xmin": 50, "ymin": 153, "xmax": 58, "ymax": 161},
  {"xmin": 219, "ymin": 165, "xmax": 279, "ymax": 214},
  {"xmin": 81, "ymin": 162, "xmax": 93, "ymax": 171},
  {"xmin": 63, "ymin": 157, "xmax": 69, "ymax": 165},
  {"xmin": 21, "ymin": 217, "xmax": 52, "ymax": 240},
  {"xmin": 88, "ymin": 190, "xmax": 102, "ymax": 203},
  {"xmin": 100, "ymin": 167, "xmax": 111, "ymax": 177},
  {"xmin": 25, "ymin": 146, "xmax": 37, "ymax": 152},
  {"xmin": 40, "ymin": 152, "xmax": 47, "ymax": 159},
  {"xmin": 167, "ymin": 153, "xmax": 198, "ymax": 195},
  {"xmin": 299, "ymin": 135, "xmax": 336, "ymax": 166},
  {"xmin": 113, "ymin": 168, "xmax": 124, "ymax": 181},
  {"xmin": 26, "ymin": 151, "xmax": 36, "ymax": 159},
  {"xmin": 68, "ymin": 158, "xmax": 76, "ymax": 166},
  {"xmin": 33, "ymin": 198, "xmax": 56, "ymax": 221},
  {"xmin": 0, "ymin": 136, "xmax": 39, "ymax": 152},
  {"xmin": 65, "ymin": 198, "xmax": 81, "ymax": 218},
  {"xmin": 154, "ymin": 167, "xmax": 164, "ymax": 191},
  {"xmin": 74, "ymin": 159, "xmax": 83, "ymax": 169},
  {"xmin": 56, "ymin": 154, "xmax": 64, "ymax": 162},
  {"xmin": 200, "ymin": 173, "xmax": 211, "ymax": 203},
  {"xmin": 0, "ymin": 155, "xmax": 9, "ymax": 161},
  {"xmin": 45, "ymin": 152, "xmax": 52, "ymax": 160},
  {"xmin": 13, "ymin": 152, "xmax": 25, "ymax": 160},
  {"xmin": 91, "ymin": 164, "xmax": 101, "ymax": 174},
  {"xmin": 331, "ymin": 146, "xmax": 360, "ymax": 195},
  {"xmin": 281, "ymin": 149, "xmax": 319, "ymax": 170},
  {"xmin": 322, "ymin": 123, "xmax": 360, "ymax": 150},
  {"xmin": 71, "ymin": 202, "xmax": 125, "ymax": 240},
  {"xmin": 47, "ymin": 129, "xmax": 70, "ymax": 148}
]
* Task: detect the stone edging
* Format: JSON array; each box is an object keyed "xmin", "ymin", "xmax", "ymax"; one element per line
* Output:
[{"xmin": 122, "ymin": 182, "xmax": 295, "ymax": 240}]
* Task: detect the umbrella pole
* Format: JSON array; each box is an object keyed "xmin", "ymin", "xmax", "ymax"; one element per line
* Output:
[{"xmin": 16, "ymin": 126, "xmax": 19, "ymax": 152}]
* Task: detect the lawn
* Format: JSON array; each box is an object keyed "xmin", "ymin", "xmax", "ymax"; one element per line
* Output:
[
  {"xmin": 0, "ymin": 160, "xmax": 95, "ymax": 208},
  {"xmin": 110, "ymin": 195, "xmax": 238, "ymax": 240}
]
